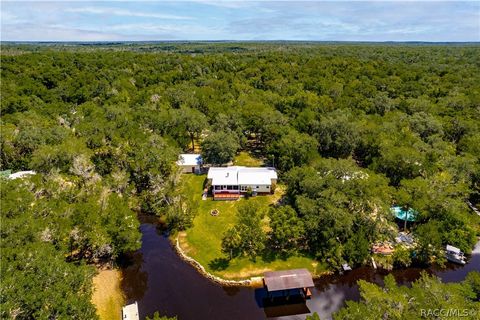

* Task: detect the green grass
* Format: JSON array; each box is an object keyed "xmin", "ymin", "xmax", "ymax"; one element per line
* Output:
[
  {"xmin": 233, "ymin": 151, "xmax": 264, "ymax": 167},
  {"xmin": 178, "ymin": 174, "xmax": 328, "ymax": 280}
]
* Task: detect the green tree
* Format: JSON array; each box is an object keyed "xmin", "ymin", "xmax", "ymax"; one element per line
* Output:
[
  {"xmin": 315, "ymin": 109, "xmax": 360, "ymax": 158},
  {"xmin": 268, "ymin": 129, "xmax": 318, "ymax": 171},
  {"xmin": 305, "ymin": 312, "xmax": 321, "ymax": 320},
  {"xmin": 333, "ymin": 273, "xmax": 480, "ymax": 320},
  {"xmin": 285, "ymin": 159, "xmax": 394, "ymax": 267},
  {"xmin": 221, "ymin": 227, "xmax": 242, "ymax": 260},
  {"xmin": 268, "ymin": 205, "xmax": 305, "ymax": 253},
  {"xmin": 413, "ymin": 221, "xmax": 444, "ymax": 265},
  {"xmin": 175, "ymin": 106, "xmax": 208, "ymax": 151},
  {"xmin": 201, "ymin": 131, "xmax": 239, "ymax": 165},
  {"xmin": 145, "ymin": 311, "xmax": 177, "ymax": 320},
  {"xmin": 165, "ymin": 196, "xmax": 197, "ymax": 231},
  {"xmin": 392, "ymin": 245, "xmax": 412, "ymax": 268},
  {"xmin": 465, "ymin": 271, "xmax": 480, "ymax": 301},
  {"xmin": 221, "ymin": 202, "xmax": 266, "ymax": 260},
  {"xmin": 343, "ymin": 229, "xmax": 370, "ymax": 267}
]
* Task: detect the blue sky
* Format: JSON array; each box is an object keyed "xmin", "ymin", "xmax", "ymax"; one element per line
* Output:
[{"xmin": 1, "ymin": 1, "xmax": 479, "ymax": 41}]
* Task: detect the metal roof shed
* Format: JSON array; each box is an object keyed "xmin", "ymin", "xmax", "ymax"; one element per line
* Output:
[
  {"xmin": 176, "ymin": 154, "xmax": 202, "ymax": 166},
  {"xmin": 263, "ymin": 269, "xmax": 314, "ymax": 292}
]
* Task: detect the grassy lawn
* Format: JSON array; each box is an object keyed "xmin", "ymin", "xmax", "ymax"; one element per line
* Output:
[
  {"xmin": 233, "ymin": 151, "xmax": 264, "ymax": 167},
  {"xmin": 178, "ymin": 174, "xmax": 328, "ymax": 280}
]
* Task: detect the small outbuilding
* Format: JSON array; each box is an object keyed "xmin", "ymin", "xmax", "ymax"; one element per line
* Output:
[{"xmin": 176, "ymin": 154, "xmax": 202, "ymax": 174}]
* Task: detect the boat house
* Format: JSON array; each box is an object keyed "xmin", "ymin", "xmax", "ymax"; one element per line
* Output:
[
  {"xmin": 263, "ymin": 269, "xmax": 314, "ymax": 300},
  {"xmin": 176, "ymin": 154, "xmax": 202, "ymax": 174},
  {"xmin": 207, "ymin": 166, "xmax": 277, "ymax": 200}
]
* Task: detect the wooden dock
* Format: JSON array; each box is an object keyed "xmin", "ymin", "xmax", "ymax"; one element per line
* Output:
[{"xmin": 122, "ymin": 302, "xmax": 139, "ymax": 320}]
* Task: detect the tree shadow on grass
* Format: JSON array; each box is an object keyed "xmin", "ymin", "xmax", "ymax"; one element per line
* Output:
[
  {"xmin": 260, "ymin": 248, "xmax": 278, "ymax": 263},
  {"xmin": 209, "ymin": 257, "xmax": 230, "ymax": 271}
]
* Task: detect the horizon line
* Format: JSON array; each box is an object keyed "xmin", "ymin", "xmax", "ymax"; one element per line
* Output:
[{"xmin": 2, "ymin": 40, "xmax": 480, "ymax": 44}]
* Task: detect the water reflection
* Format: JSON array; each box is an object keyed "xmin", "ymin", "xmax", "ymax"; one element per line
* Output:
[
  {"xmin": 121, "ymin": 251, "xmax": 148, "ymax": 302},
  {"xmin": 223, "ymin": 286, "xmax": 241, "ymax": 296},
  {"xmin": 265, "ymin": 303, "xmax": 311, "ymax": 318},
  {"xmin": 255, "ymin": 288, "xmax": 311, "ymax": 318}
]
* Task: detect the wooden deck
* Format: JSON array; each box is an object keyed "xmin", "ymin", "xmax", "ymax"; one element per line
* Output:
[{"xmin": 213, "ymin": 193, "xmax": 240, "ymax": 200}]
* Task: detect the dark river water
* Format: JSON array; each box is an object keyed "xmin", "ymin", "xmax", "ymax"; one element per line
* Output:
[{"xmin": 121, "ymin": 222, "xmax": 480, "ymax": 320}]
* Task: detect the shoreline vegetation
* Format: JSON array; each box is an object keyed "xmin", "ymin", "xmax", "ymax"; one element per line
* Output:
[
  {"xmin": 174, "ymin": 236, "xmax": 255, "ymax": 286},
  {"xmin": 175, "ymin": 233, "xmax": 334, "ymax": 287}
]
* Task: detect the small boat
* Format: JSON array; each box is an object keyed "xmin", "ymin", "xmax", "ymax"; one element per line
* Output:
[
  {"xmin": 341, "ymin": 263, "xmax": 352, "ymax": 272},
  {"xmin": 445, "ymin": 245, "xmax": 466, "ymax": 265}
]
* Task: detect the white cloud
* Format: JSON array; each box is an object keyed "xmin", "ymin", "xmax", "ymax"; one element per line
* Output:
[
  {"xmin": 1, "ymin": 1, "xmax": 478, "ymax": 41},
  {"xmin": 187, "ymin": 0, "xmax": 251, "ymax": 9},
  {"xmin": 65, "ymin": 7, "xmax": 194, "ymax": 20},
  {"xmin": 106, "ymin": 22, "xmax": 213, "ymax": 33},
  {"xmin": 1, "ymin": 24, "xmax": 127, "ymax": 41},
  {"xmin": 1, "ymin": 11, "xmax": 28, "ymax": 25}
]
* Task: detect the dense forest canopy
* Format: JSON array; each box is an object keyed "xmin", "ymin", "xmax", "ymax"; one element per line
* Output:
[{"xmin": 1, "ymin": 43, "xmax": 479, "ymax": 318}]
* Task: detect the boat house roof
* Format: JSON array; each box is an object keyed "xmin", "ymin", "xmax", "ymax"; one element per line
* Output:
[{"xmin": 264, "ymin": 268, "xmax": 314, "ymax": 292}]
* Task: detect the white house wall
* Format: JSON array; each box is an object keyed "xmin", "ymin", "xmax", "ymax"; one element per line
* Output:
[{"xmin": 239, "ymin": 184, "xmax": 271, "ymax": 193}]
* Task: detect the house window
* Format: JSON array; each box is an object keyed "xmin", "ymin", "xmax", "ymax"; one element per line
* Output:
[
  {"xmin": 256, "ymin": 186, "xmax": 259, "ymax": 189},
  {"xmin": 240, "ymin": 186, "xmax": 247, "ymax": 191},
  {"xmin": 214, "ymin": 185, "xmax": 221, "ymax": 190},
  {"xmin": 227, "ymin": 185, "xmax": 233, "ymax": 190},
  {"xmin": 266, "ymin": 186, "xmax": 270, "ymax": 189},
  {"xmin": 233, "ymin": 185, "xmax": 239, "ymax": 190}
]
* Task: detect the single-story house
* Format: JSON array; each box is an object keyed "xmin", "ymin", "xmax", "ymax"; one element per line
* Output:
[
  {"xmin": 207, "ymin": 166, "xmax": 277, "ymax": 200},
  {"xmin": 176, "ymin": 154, "xmax": 202, "ymax": 174}
]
